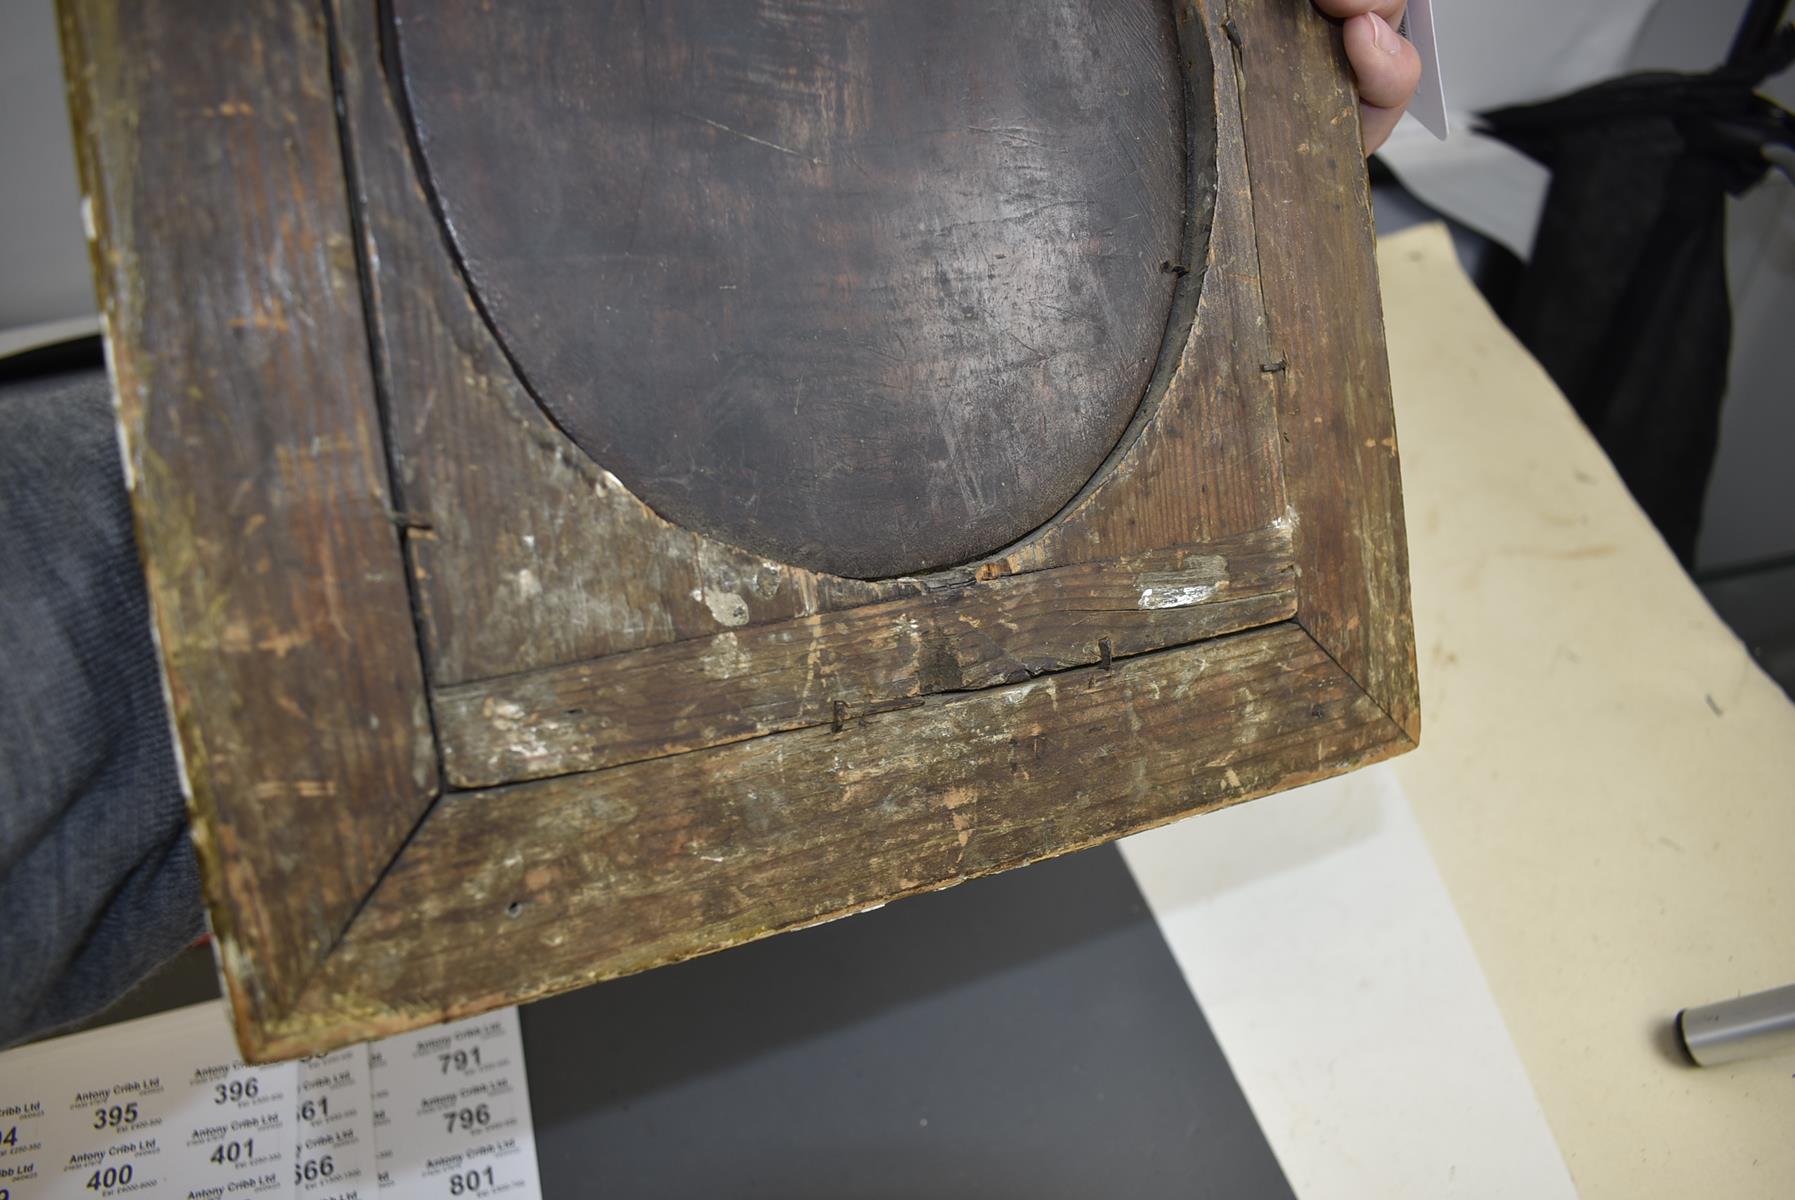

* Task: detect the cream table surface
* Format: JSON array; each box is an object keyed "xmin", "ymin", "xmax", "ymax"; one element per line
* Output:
[{"xmin": 1381, "ymin": 222, "xmax": 1795, "ymax": 1196}]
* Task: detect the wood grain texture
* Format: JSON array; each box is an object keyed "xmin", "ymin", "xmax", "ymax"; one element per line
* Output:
[
  {"xmin": 438, "ymin": 523, "xmax": 1296, "ymax": 788},
  {"xmin": 330, "ymin": 1, "xmax": 911, "ymax": 686},
  {"xmin": 57, "ymin": 0, "xmax": 437, "ymax": 1021},
  {"xmin": 1228, "ymin": 0, "xmax": 1419, "ymax": 740},
  {"xmin": 259, "ymin": 622, "xmax": 1405, "ymax": 1059},
  {"xmin": 992, "ymin": 0, "xmax": 1289, "ymax": 573},
  {"xmin": 391, "ymin": 0, "xmax": 1191, "ymax": 579}
]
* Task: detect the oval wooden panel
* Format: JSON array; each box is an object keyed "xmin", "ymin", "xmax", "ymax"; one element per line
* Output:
[{"xmin": 392, "ymin": 0, "xmax": 1201, "ymax": 578}]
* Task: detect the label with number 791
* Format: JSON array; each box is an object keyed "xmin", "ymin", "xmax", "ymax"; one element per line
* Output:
[{"xmin": 368, "ymin": 1010, "xmax": 541, "ymax": 1200}]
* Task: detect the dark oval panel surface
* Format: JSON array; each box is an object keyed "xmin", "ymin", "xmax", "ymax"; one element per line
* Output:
[{"xmin": 393, "ymin": 0, "xmax": 1193, "ymax": 578}]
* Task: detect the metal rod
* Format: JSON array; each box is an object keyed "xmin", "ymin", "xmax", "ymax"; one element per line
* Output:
[{"xmin": 1677, "ymin": 983, "xmax": 1795, "ymax": 1067}]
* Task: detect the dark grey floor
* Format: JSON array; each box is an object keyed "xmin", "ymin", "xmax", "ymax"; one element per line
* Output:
[
  {"xmin": 83, "ymin": 846, "xmax": 1293, "ymax": 1200},
  {"xmin": 521, "ymin": 846, "xmax": 1288, "ymax": 1199}
]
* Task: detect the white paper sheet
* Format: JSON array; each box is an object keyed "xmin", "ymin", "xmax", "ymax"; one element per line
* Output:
[
  {"xmin": 1122, "ymin": 765, "xmax": 1579, "ymax": 1199},
  {"xmin": 0, "ymin": 1005, "xmax": 539, "ymax": 1200}
]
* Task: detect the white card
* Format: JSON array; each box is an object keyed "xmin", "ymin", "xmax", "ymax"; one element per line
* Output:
[
  {"xmin": 1399, "ymin": 0, "xmax": 1450, "ymax": 140},
  {"xmin": 1122, "ymin": 766, "xmax": 1576, "ymax": 1198}
]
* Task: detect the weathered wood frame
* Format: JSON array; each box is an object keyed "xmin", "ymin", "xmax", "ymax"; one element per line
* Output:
[{"xmin": 61, "ymin": 0, "xmax": 1416, "ymax": 1060}]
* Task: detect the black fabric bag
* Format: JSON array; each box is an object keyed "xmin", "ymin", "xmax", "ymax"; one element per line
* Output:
[{"xmin": 1481, "ymin": 23, "xmax": 1795, "ymax": 564}]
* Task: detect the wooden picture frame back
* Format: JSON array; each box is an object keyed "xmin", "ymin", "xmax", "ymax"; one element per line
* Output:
[{"xmin": 59, "ymin": 0, "xmax": 1416, "ymax": 1059}]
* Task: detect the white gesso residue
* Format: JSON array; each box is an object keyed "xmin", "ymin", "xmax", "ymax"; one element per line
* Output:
[{"xmin": 1137, "ymin": 584, "xmax": 1216, "ymax": 610}]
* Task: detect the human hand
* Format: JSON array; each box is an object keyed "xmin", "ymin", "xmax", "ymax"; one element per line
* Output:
[{"xmin": 1313, "ymin": 1, "xmax": 1422, "ymax": 155}]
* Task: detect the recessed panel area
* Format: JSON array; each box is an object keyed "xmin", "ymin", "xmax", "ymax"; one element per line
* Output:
[{"xmin": 393, "ymin": 0, "xmax": 1202, "ymax": 577}]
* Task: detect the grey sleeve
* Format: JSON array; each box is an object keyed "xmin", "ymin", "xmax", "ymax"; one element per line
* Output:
[{"xmin": 0, "ymin": 368, "xmax": 203, "ymax": 1048}]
